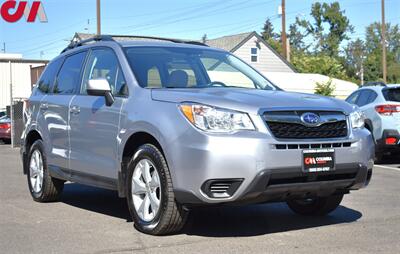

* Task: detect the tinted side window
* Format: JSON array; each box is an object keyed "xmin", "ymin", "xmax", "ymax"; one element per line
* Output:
[
  {"xmin": 81, "ymin": 48, "xmax": 127, "ymax": 96},
  {"xmin": 356, "ymin": 90, "xmax": 372, "ymax": 107},
  {"xmin": 367, "ymin": 91, "xmax": 378, "ymax": 104},
  {"xmin": 37, "ymin": 58, "xmax": 63, "ymax": 93},
  {"xmin": 346, "ymin": 92, "xmax": 360, "ymax": 105},
  {"xmin": 54, "ymin": 52, "xmax": 87, "ymax": 94}
]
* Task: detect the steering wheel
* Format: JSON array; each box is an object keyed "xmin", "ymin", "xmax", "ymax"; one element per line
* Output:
[{"xmin": 205, "ymin": 81, "xmax": 227, "ymax": 87}]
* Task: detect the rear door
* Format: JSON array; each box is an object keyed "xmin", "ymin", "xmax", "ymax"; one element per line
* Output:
[
  {"xmin": 69, "ymin": 47, "xmax": 127, "ymax": 182},
  {"xmin": 42, "ymin": 51, "xmax": 87, "ymax": 171},
  {"xmin": 28, "ymin": 57, "xmax": 63, "ymax": 146}
]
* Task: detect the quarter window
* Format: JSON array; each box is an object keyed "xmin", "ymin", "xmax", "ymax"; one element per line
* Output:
[
  {"xmin": 346, "ymin": 92, "xmax": 360, "ymax": 105},
  {"xmin": 37, "ymin": 58, "xmax": 63, "ymax": 93},
  {"xmin": 356, "ymin": 90, "xmax": 372, "ymax": 107},
  {"xmin": 81, "ymin": 48, "xmax": 128, "ymax": 96},
  {"xmin": 251, "ymin": 48, "xmax": 258, "ymax": 62},
  {"xmin": 53, "ymin": 52, "xmax": 87, "ymax": 94}
]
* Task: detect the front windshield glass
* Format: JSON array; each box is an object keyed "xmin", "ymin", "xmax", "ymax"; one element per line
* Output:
[{"xmin": 124, "ymin": 46, "xmax": 277, "ymax": 90}]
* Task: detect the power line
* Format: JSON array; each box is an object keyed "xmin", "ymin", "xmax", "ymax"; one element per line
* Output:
[
  {"xmin": 6, "ymin": 20, "xmax": 88, "ymax": 44},
  {"xmin": 115, "ymin": 0, "xmax": 275, "ymax": 34}
]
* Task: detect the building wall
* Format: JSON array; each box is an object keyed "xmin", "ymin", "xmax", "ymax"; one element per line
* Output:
[
  {"xmin": 233, "ymin": 35, "xmax": 294, "ymax": 73},
  {"xmin": 0, "ymin": 62, "xmax": 44, "ymax": 109}
]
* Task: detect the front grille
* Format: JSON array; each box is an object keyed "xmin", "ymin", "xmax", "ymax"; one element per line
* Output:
[
  {"xmin": 266, "ymin": 120, "xmax": 348, "ymax": 139},
  {"xmin": 275, "ymin": 142, "xmax": 352, "ymax": 150}
]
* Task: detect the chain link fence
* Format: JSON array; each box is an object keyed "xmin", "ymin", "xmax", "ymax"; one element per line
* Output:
[{"xmin": 8, "ymin": 99, "xmax": 25, "ymax": 148}]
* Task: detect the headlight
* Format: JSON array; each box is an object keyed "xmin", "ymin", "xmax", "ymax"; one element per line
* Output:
[
  {"xmin": 349, "ymin": 110, "xmax": 365, "ymax": 129},
  {"xmin": 179, "ymin": 103, "xmax": 255, "ymax": 133}
]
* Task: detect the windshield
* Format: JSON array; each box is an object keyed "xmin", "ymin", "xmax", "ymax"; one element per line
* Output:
[
  {"xmin": 124, "ymin": 46, "xmax": 277, "ymax": 90},
  {"xmin": 383, "ymin": 88, "xmax": 400, "ymax": 102}
]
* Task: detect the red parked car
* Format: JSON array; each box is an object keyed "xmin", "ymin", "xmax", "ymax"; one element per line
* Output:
[{"xmin": 0, "ymin": 116, "xmax": 11, "ymax": 144}]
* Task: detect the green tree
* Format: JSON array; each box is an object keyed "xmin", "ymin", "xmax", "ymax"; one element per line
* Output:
[
  {"xmin": 344, "ymin": 39, "xmax": 366, "ymax": 83},
  {"xmin": 295, "ymin": 1, "xmax": 354, "ymax": 57},
  {"xmin": 261, "ymin": 18, "xmax": 277, "ymax": 40},
  {"xmin": 288, "ymin": 19, "xmax": 309, "ymax": 53},
  {"xmin": 363, "ymin": 22, "xmax": 400, "ymax": 83},
  {"xmin": 291, "ymin": 53, "xmax": 347, "ymax": 79},
  {"xmin": 261, "ymin": 18, "xmax": 282, "ymax": 54},
  {"xmin": 315, "ymin": 78, "xmax": 335, "ymax": 96}
]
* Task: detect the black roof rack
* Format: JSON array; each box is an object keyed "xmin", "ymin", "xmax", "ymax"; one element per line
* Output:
[
  {"xmin": 61, "ymin": 35, "xmax": 113, "ymax": 53},
  {"xmin": 362, "ymin": 81, "xmax": 387, "ymax": 87},
  {"xmin": 110, "ymin": 35, "xmax": 208, "ymax": 47},
  {"xmin": 61, "ymin": 34, "xmax": 208, "ymax": 53}
]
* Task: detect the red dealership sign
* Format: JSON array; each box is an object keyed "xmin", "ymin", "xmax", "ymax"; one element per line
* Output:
[{"xmin": 1, "ymin": 0, "xmax": 47, "ymax": 22}]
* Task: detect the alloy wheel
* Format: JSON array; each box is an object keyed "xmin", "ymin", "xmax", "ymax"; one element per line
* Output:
[{"xmin": 131, "ymin": 159, "xmax": 161, "ymax": 222}]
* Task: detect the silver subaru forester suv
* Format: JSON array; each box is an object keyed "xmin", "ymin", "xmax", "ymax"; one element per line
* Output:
[{"xmin": 21, "ymin": 35, "xmax": 374, "ymax": 235}]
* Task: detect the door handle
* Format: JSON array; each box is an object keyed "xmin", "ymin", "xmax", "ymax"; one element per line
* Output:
[
  {"xmin": 69, "ymin": 105, "xmax": 80, "ymax": 114},
  {"xmin": 39, "ymin": 103, "xmax": 48, "ymax": 110}
]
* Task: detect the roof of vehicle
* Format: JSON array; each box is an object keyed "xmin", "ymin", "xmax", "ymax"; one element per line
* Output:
[
  {"xmin": 61, "ymin": 34, "xmax": 215, "ymax": 54},
  {"xmin": 356, "ymin": 83, "xmax": 400, "ymax": 92}
]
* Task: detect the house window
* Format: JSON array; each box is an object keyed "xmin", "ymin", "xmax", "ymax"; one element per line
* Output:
[{"xmin": 251, "ymin": 48, "xmax": 258, "ymax": 62}]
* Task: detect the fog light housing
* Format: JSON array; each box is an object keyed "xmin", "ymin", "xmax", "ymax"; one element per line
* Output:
[{"xmin": 201, "ymin": 179, "xmax": 243, "ymax": 198}]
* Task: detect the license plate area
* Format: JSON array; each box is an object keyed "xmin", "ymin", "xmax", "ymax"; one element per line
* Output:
[{"xmin": 302, "ymin": 149, "xmax": 335, "ymax": 172}]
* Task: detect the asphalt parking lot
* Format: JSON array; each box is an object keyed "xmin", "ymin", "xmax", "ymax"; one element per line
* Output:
[{"xmin": 1, "ymin": 143, "xmax": 399, "ymax": 254}]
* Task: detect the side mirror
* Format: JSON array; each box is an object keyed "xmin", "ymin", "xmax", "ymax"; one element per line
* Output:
[{"xmin": 87, "ymin": 79, "xmax": 115, "ymax": 106}]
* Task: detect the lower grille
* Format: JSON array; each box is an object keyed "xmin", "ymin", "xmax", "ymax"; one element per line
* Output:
[
  {"xmin": 268, "ymin": 173, "xmax": 357, "ymax": 186},
  {"xmin": 266, "ymin": 120, "xmax": 348, "ymax": 139}
]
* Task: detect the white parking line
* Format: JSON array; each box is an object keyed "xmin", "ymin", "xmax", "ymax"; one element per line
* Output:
[{"xmin": 375, "ymin": 164, "xmax": 400, "ymax": 172}]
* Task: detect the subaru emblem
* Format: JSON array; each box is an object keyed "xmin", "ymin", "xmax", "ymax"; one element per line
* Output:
[{"xmin": 301, "ymin": 112, "xmax": 320, "ymax": 126}]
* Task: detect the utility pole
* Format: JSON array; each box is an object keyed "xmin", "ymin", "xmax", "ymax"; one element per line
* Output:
[
  {"xmin": 381, "ymin": 0, "xmax": 387, "ymax": 83},
  {"xmin": 2, "ymin": 42, "xmax": 5, "ymax": 53},
  {"xmin": 96, "ymin": 0, "xmax": 101, "ymax": 36},
  {"xmin": 9, "ymin": 61, "xmax": 14, "ymax": 148},
  {"xmin": 281, "ymin": 0, "xmax": 288, "ymax": 61}
]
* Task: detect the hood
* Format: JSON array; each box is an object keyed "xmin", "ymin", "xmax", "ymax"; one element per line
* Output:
[{"xmin": 151, "ymin": 88, "xmax": 355, "ymax": 115}]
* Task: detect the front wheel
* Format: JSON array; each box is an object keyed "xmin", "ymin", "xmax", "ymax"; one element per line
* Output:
[
  {"xmin": 287, "ymin": 194, "xmax": 344, "ymax": 216},
  {"xmin": 126, "ymin": 144, "xmax": 188, "ymax": 235}
]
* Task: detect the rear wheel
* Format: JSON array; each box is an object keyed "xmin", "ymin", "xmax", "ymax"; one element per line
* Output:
[
  {"xmin": 287, "ymin": 194, "xmax": 344, "ymax": 216},
  {"xmin": 126, "ymin": 144, "xmax": 188, "ymax": 235},
  {"xmin": 27, "ymin": 140, "xmax": 64, "ymax": 202}
]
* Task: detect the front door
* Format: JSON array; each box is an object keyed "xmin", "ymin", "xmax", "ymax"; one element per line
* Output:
[{"xmin": 69, "ymin": 48, "xmax": 128, "ymax": 181}]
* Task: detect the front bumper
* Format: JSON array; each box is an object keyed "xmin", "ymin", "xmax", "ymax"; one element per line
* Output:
[{"xmin": 168, "ymin": 127, "xmax": 374, "ymax": 205}]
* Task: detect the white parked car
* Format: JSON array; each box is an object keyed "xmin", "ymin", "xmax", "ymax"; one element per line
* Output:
[{"xmin": 346, "ymin": 82, "xmax": 400, "ymax": 161}]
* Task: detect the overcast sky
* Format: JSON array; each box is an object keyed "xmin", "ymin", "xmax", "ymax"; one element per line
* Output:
[{"xmin": 0, "ymin": 0, "xmax": 399, "ymax": 60}]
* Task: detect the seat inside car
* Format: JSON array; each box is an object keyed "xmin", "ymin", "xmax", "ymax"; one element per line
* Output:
[{"xmin": 168, "ymin": 70, "xmax": 188, "ymax": 88}]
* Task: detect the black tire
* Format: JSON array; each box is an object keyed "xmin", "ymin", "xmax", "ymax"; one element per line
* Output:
[
  {"xmin": 27, "ymin": 140, "xmax": 64, "ymax": 202},
  {"xmin": 126, "ymin": 144, "xmax": 188, "ymax": 235},
  {"xmin": 287, "ymin": 194, "xmax": 344, "ymax": 216}
]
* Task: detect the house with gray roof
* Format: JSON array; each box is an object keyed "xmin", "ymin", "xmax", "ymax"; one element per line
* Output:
[{"xmin": 206, "ymin": 31, "xmax": 295, "ymax": 73}]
